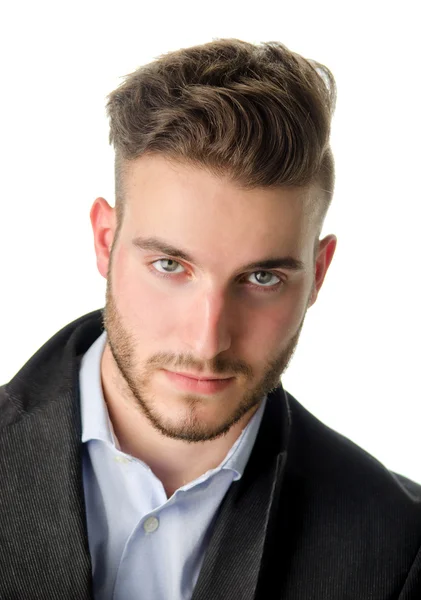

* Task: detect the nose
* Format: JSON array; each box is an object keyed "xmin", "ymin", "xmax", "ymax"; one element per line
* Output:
[{"xmin": 182, "ymin": 287, "xmax": 233, "ymax": 360}]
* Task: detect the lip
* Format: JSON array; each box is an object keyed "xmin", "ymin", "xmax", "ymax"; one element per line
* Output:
[
  {"xmin": 168, "ymin": 371, "xmax": 231, "ymax": 381},
  {"xmin": 163, "ymin": 370, "xmax": 235, "ymax": 394}
]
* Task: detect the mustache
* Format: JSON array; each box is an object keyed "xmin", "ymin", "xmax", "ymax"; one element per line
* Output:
[{"xmin": 144, "ymin": 352, "xmax": 253, "ymax": 379}]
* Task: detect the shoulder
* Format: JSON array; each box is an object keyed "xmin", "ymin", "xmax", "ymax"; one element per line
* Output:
[
  {"xmin": 281, "ymin": 390, "xmax": 421, "ymax": 557},
  {"xmin": 285, "ymin": 390, "xmax": 421, "ymax": 501},
  {"xmin": 0, "ymin": 309, "xmax": 104, "ymax": 428}
]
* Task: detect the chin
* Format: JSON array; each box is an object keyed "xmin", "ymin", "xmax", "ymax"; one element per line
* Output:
[{"xmin": 142, "ymin": 386, "xmax": 246, "ymax": 442}]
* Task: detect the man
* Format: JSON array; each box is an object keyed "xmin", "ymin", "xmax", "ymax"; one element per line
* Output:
[{"xmin": 0, "ymin": 38, "xmax": 420, "ymax": 600}]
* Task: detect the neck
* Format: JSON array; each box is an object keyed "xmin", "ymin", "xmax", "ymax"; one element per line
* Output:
[{"xmin": 100, "ymin": 344, "xmax": 259, "ymax": 498}]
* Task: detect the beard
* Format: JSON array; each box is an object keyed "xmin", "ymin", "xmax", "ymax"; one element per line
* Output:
[{"xmin": 102, "ymin": 259, "xmax": 309, "ymax": 443}]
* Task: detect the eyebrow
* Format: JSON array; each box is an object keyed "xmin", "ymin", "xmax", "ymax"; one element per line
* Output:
[{"xmin": 132, "ymin": 236, "xmax": 305, "ymax": 273}]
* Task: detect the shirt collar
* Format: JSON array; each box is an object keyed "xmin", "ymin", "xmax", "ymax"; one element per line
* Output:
[
  {"xmin": 80, "ymin": 331, "xmax": 120, "ymax": 448},
  {"xmin": 79, "ymin": 330, "xmax": 266, "ymax": 479}
]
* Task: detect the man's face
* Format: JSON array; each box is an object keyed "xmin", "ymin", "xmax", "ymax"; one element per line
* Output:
[{"xmin": 93, "ymin": 154, "xmax": 335, "ymax": 442}]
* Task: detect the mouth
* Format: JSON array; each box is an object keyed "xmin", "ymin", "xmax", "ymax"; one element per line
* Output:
[
  {"xmin": 162, "ymin": 370, "xmax": 235, "ymax": 394},
  {"xmin": 167, "ymin": 370, "xmax": 232, "ymax": 381}
]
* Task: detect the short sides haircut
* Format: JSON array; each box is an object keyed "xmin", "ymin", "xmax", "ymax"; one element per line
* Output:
[{"xmin": 106, "ymin": 38, "xmax": 337, "ymax": 235}]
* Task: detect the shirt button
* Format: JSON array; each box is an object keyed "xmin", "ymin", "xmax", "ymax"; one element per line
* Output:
[
  {"xmin": 114, "ymin": 455, "xmax": 130, "ymax": 464},
  {"xmin": 143, "ymin": 516, "xmax": 159, "ymax": 533}
]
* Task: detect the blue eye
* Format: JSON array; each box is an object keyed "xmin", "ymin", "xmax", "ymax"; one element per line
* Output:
[
  {"xmin": 247, "ymin": 271, "xmax": 281, "ymax": 288},
  {"xmin": 151, "ymin": 259, "xmax": 185, "ymax": 274}
]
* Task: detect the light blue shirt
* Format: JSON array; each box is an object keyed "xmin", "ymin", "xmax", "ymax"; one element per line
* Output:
[{"xmin": 80, "ymin": 331, "xmax": 266, "ymax": 600}]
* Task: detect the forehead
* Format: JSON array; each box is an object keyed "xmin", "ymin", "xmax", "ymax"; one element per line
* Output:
[{"xmin": 122, "ymin": 155, "xmax": 318, "ymax": 264}]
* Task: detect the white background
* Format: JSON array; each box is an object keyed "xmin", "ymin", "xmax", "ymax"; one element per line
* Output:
[{"xmin": 0, "ymin": 1, "xmax": 420, "ymax": 483}]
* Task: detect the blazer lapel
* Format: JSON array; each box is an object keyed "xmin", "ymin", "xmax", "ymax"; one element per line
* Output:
[
  {"xmin": 192, "ymin": 387, "xmax": 291, "ymax": 600},
  {"xmin": 0, "ymin": 310, "xmax": 103, "ymax": 599}
]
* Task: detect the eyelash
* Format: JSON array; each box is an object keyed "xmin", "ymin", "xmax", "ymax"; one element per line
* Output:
[{"xmin": 148, "ymin": 259, "xmax": 285, "ymax": 293}]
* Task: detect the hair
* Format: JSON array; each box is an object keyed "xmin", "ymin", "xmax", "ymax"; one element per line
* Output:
[{"xmin": 106, "ymin": 38, "xmax": 337, "ymax": 238}]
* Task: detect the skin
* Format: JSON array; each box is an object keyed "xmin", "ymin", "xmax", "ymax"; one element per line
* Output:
[{"xmin": 90, "ymin": 153, "xmax": 337, "ymax": 496}]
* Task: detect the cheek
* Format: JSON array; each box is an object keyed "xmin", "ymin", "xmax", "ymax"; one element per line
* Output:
[
  {"xmin": 247, "ymin": 285, "xmax": 310, "ymax": 350},
  {"xmin": 111, "ymin": 249, "xmax": 174, "ymax": 340}
]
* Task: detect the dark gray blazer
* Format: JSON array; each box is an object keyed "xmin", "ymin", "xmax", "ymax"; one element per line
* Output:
[{"xmin": 1, "ymin": 309, "xmax": 420, "ymax": 599}]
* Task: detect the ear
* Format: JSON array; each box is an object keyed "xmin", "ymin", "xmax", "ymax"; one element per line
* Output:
[
  {"xmin": 308, "ymin": 234, "xmax": 337, "ymax": 307},
  {"xmin": 90, "ymin": 197, "xmax": 116, "ymax": 279}
]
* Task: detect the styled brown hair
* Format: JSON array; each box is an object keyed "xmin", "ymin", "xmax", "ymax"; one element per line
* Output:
[{"xmin": 106, "ymin": 38, "xmax": 336, "ymax": 235}]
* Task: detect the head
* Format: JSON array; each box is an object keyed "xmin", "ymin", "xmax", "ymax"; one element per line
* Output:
[{"xmin": 91, "ymin": 38, "xmax": 337, "ymax": 443}]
